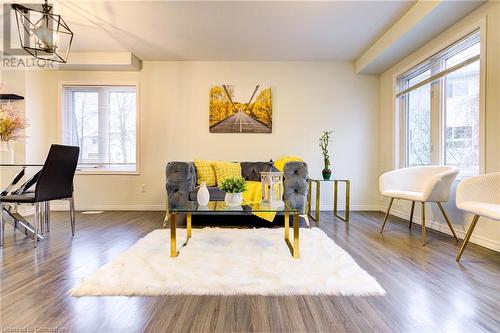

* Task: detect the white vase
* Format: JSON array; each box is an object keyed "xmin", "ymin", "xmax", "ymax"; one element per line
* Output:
[
  {"xmin": 225, "ymin": 192, "xmax": 243, "ymax": 207},
  {"xmin": 197, "ymin": 182, "xmax": 210, "ymax": 206},
  {"xmin": 0, "ymin": 141, "xmax": 14, "ymax": 164}
]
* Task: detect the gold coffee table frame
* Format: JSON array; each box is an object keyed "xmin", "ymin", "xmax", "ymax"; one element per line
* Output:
[
  {"xmin": 307, "ymin": 179, "xmax": 350, "ymax": 223},
  {"xmin": 166, "ymin": 201, "xmax": 300, "ymax": 259}
]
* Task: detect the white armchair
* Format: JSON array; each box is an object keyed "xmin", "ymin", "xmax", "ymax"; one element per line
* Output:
[
  {"xmin": 379, "ymin": 166, "xmax": 459, "ymax": 245},
  {"xmin": 455, "ymin": 172, "xmax": 500, "ymax": 261}
]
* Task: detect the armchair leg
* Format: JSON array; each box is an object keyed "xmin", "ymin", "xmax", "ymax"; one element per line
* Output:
[
  {"xmin": 380, "ymin": 198, "xmax": 394, "ymax": 233},
  {"xmin": 409, "ymin": 201, "xmax": 415, "ymax": 230},
  {"xmin": 456, "ymin": 215, "xmax": 480, "ymax": 262},
  {"xmin": 436, "ymin": 202, "xmax": 459, "ymax": 242},
  {"xmin": 69, "ymin": 196, "xmax": 75, "ymax": 236},
  {"xmin": 421, "ymin": 202, "xmax": 426, "ymax": 246}
]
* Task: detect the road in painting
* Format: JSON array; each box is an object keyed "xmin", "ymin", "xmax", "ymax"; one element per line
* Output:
[{"xmin": 209, "ymin": 85, "xmax": 272, "ymax": 133}]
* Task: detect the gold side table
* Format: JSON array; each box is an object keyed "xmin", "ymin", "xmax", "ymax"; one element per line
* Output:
[{"xmin": 307, "ymin": 178, "xmax": 350, "ymax": 223}]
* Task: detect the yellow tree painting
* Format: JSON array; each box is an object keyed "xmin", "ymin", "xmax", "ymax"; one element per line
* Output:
[{"xmin": 209, "ymin": 85, "xmax": 272, "ymax": 133}]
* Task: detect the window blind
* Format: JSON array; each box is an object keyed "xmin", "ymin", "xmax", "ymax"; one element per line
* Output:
[{"xmin": 396, "ymin": 30, "xmax": 480, "ymax": 98}]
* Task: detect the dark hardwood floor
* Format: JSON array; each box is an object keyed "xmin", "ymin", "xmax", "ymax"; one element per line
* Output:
[{"xmin": 1, "ymin": 210, "xmax": 499, "ymax": 333}]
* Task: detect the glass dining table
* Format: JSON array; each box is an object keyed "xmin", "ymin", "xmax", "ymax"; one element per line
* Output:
[{"xmin": 1, "ymin": 163, "xmax": 45, "ymax": 244}]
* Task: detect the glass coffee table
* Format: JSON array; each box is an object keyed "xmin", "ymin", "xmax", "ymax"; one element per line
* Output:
[{"xmin": 165, "ymin": 201, "xmax": 300, "ymax": 258}]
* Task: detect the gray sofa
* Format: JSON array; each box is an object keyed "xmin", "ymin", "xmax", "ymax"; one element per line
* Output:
[{"xmin": 165, "ymin": 161, "xmax": 309, "ymax": 214}]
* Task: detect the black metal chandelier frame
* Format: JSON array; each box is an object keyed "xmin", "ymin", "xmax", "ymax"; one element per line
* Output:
[{"xmin": 12, "ymin": 0, "xmax": 74, "ymax": 63}]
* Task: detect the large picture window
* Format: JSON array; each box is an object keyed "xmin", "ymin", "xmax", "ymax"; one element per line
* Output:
[
  {"xmin": 61, "ymin": 85, "xmax": 138, "ymax": 173},
  {"xmin": 397, "ymin": 30, "xmax": 481, "ymax": 176}
]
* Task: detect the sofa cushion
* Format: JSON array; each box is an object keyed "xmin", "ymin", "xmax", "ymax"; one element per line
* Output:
[
  {"xmin": 194, "ymin": 159, "xmax": 217, "ymax": 186},
  {"xmin": 241, "ymin": 161, "xmax": 278, "ymax": 181},
  {"xmin": 213, "ymin": 162, "xmax": 242, "ymax": 186},
  {"xmin": 189, "ymin": 186, "xmax": 226, "ymax": 201}
]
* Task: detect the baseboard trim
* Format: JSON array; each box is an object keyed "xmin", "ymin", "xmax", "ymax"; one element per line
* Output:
[
  {"xmin": 52, "ymin": 204, "xmax": 166, "ymax": 211},
  {"xmin": 384, "ymin": 206, "xmax": 500, "ymax": 253},
  {"xmin": 15, "ymin": 204, "xmax": 165, "ymax": 215},
  {"xmin": 318, "ymin": 204, "xmax": 380, "ymax": 211},
  {"xmin": 21, "ymin": 203, "xmax": 381, "ymax": 213}
]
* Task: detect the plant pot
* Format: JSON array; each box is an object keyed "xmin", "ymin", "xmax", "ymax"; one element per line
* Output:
[
  {"xmin": 322, "ymin": 168, "xmax": 332, "ymax": 180},
  {"xmin": 0, "ymin": 141, "xmax": 14, "ymax": 164},
  {"xmin": 225, "ymin": 192, "xmax": 243, "ymax": 207},
  {"xmin": 197, "ymin": 182, "xmax": 210, "ymax": 206}
]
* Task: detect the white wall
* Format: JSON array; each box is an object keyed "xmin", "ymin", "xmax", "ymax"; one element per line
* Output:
[
  {"xmin": 23, "ymin": 61, "xmax": 380, "ymax": 211},
  {"xmin": 0, "ymin": 71, "xmax": 26, "ymax": 186},
  {"xmin": 379, "ymin": 2, "xmax": 500, "ymax": 251}
]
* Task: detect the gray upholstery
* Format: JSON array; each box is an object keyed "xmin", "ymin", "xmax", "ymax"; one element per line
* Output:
[
  {"xmin": 166, "ymin": 161, "xmax": 308, "ymax": 214},
  {"xmin": 165, "ymin": 162, "xmax": 196, "ymax": 208},
  {"xmin": 189, "ymin": 186, "xmax": 226, "ymax": 201},
  {"xmin": 282, "ymin": 162, "xmax": 309, "ymax": 213},
  {"xmin": 241, "ymin": 162, "xmax": 277, "ymax": 181}
]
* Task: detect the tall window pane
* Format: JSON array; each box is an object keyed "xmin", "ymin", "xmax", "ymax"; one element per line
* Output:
[
  {"xmin": 71, "ymin": 91, "xmax": 99, "ymax": 163},
  {"xmin": 109, "ymin": 91, "xmax": 136, "ymax": 164},
  {"xmin": 407, "ymin": 73, "xmax": 431, "ymax": 166},
  {"xmin": 444, "ymin": 61, "xmax": 480, "ymax": 173}
]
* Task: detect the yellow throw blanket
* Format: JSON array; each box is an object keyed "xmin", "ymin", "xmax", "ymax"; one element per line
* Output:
[
  {"xmin": 242, "ymin": 181, "xmax": 276, "ymax": 222},
  {"xmin": 274, "ymin": 156, "xmax": 304, "ymax": 172},
  {"xmin": 242, "ymin": 156, "xmax": 303, "ymax": 222}
]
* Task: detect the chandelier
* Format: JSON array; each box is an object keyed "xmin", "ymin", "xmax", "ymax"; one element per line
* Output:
[{"xmin": 12, "ymin": 0, "xmax": 74, "ymax": 63}]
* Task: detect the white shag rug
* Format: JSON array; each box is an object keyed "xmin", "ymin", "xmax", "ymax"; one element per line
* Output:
[{"xmin": 70, "ymin": 227, "xmax": 385, "ymax": 296}]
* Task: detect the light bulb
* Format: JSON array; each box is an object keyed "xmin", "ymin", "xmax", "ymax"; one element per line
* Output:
[{"xmin": 32, "ymin": 16, "xmax": 58, "ymax": 51}]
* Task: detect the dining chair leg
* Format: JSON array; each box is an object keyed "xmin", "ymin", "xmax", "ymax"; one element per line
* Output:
[
  {"xmin": 34, "ymin": 203, "xmax": 40, "ymax": 248},
  {"xmin": 40, "ymin": 202, "xmax": 45, "ymax": 235},
  {"xmin": 44, "ymin": 201, "xmax": 50, "ymax": 233},
  {"xmin": 456, "ymin": 215, "xmax": 480, "ymax": 262},
  {"xmin": 436, "ymin": 202, "xmax": 458, "ymax": 242},
  {"xmin": 380, "ymin": 198, "xmax": 394, "ymax": 233},
  {"xmin": 409, "ymin": 201, "xmax": 415, "ymax": 229},
  {"xmin": 0, "ymin": 204, "xmax": 4, "ymax": 247},
  {"xmin": 69, "ymin": 196, "xmax": 75, "ymax": 236},
  {"xmin": 421, "ymin": 202, "xmax": 426, "ymax": 246}
]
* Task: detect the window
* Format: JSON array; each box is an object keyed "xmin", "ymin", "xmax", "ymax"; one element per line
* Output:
[
  {"xmin": 61, "ymin": 85, "xmax": 138, "ymax": 173},
  {"xmin": 397, "ymin": 30, "xmax": 481, "ymax": 176}
]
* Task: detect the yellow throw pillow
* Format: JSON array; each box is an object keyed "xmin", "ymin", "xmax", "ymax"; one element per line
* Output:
[
  {"xmin": 213, "ymin": 162, "xmax": 242, "ymax": 187},
  {"xmin": 194, "ymin": 160, "xmax": 217, "ymax": 186}
]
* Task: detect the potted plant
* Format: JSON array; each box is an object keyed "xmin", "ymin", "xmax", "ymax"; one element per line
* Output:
[
  {"xmin": 0, "ymin": 103, "xmax": 27, "ymax": 163},
  {"xmin": 219, "ymin": 177, "xmax": 247, "ymax": 207},
  {"xmin": 319, "ymin": 130, "xmax": 333, "ymax": 180}
]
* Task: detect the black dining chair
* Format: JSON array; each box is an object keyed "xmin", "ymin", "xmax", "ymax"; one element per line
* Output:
[{"xmin": 0, "ymin": 144, "xmax": 80, "ymax": 247}]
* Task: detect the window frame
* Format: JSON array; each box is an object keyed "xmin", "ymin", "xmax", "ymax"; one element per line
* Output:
[
  {"xmin": 393, "ymin": 23, "xmax": 486, "ymax": 179},
  {"xmin": 58, "ymin": 81, "xmax": 140, "ymax": 175}
]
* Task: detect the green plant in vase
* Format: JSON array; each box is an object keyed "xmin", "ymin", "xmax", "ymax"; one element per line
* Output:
[
  {"xmin": 319, "ymin": 130, "xmax": 333, "ymax": 180},
  {"xmin": 219, "ymin": 177, "xmax": 247, "ymax": 207}
]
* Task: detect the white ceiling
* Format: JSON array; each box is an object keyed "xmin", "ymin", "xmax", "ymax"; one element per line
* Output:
[{"xmin": 53, "ymin": 0, "xmax": 416, "ymax": 61}]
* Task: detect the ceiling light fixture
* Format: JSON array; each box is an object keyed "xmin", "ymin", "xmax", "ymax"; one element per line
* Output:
[{"xmin": 12, "ymin": 0, "xmax": 74, "ymax": 63}]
